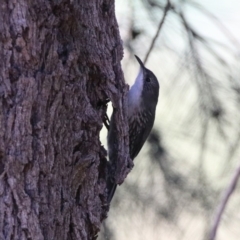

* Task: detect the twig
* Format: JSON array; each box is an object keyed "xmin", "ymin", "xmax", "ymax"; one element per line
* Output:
[
  {"xmin": 209, "ymin": 160, "xmax": 240, "ymax": 240},
  {"xmin": 144, "ymin": 0, "xmax": 171, "ymax": 64},
  {"xmin": 188, "ymin": 1, "xmax": 240, "ymax": 49}
]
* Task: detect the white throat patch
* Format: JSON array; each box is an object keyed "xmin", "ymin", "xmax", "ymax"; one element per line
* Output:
[{"xmin": 128, "ymin": 68, "xmax": 144, "ymax": 113}]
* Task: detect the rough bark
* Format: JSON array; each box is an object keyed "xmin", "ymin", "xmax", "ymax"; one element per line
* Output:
[{"xmin": 0, "ymin": 0, "xmax": 129, "ymax": 239}]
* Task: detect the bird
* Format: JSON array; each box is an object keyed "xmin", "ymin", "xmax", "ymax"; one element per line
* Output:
[{"xmin": 107, "ymin": 55, "xmax": 160, "ymax": 203}]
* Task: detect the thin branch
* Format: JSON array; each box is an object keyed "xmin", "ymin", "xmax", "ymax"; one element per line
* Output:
[
  {"xmin": 144, "ymin": 0, "xmax": 171, "ymax": 64},
  {"xmin": 188, "ymin": 1, "xmax": 240, "ymax": 49},
  {"xmin": 209, "ymin": 160, "xmax": 240, "ymax": 240},
  {"xmin": 180, "ymin": 12, "xmax": 224, "ymax": 119}
]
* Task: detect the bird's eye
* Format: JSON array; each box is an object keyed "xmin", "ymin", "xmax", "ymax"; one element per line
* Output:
[{"xmin": 146, "ymin": 78, "xmax": 150, "ymax": 82}]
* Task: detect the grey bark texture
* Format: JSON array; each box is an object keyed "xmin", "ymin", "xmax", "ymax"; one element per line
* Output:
[{"xmin": 0, "ymin": 0, "xmax": 130, "ymax": 239}]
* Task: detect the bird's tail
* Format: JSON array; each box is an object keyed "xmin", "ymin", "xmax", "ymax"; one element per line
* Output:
[{"xmin": 107, "ymin": 181, "xmax": 118, "ymax": 203}]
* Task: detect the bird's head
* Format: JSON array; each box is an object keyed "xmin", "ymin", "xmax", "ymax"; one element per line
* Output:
[{"xmin": 128, "ymin": 55, "xmax": 160, "ymax": 113}]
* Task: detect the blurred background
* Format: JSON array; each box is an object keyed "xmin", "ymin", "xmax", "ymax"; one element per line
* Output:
[{"xmin": 100, "ymin": 0, "xmax": 240, "ymax": 239}]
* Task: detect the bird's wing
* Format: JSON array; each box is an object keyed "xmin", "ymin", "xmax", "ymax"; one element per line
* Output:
[{"xmin": 129, "ymin": 114, "xmax": 154, "ymax": 159}]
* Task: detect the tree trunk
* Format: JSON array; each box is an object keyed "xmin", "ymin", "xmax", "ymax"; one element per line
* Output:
[{"xmin": 0, "ymin": 1, "xmax": 130, "ymax": 239}]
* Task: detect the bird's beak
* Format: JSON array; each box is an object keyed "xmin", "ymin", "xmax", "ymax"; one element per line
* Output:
[{"xmin": 135, "ymin": 55, "xmax": 145, "ymax": 69}]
